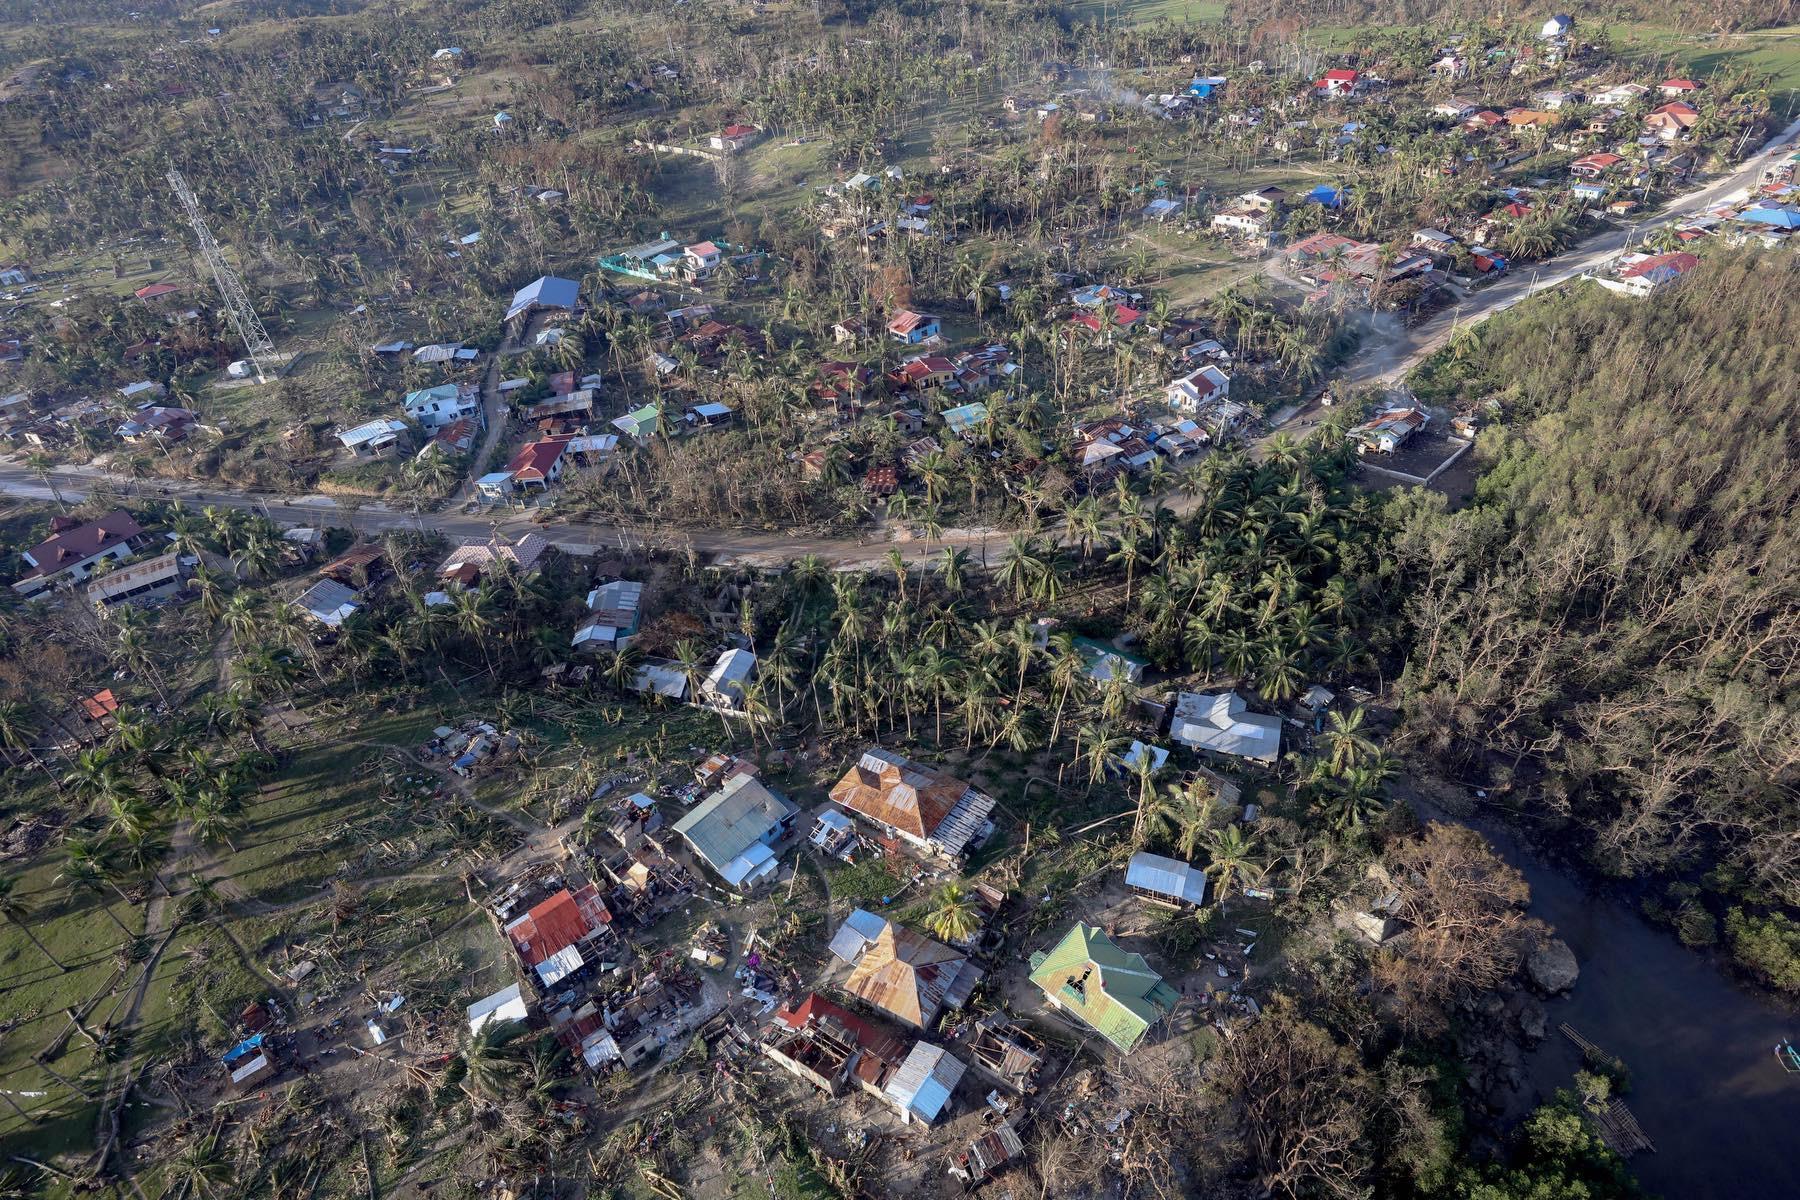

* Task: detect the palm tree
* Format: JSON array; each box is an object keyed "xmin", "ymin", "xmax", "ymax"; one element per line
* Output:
[
  {"xmin": 884, "ymin": 548, "xmax": 909, "ymax": 605},
  {"xmin": 1107, "ymin": 532, "xmax": 1147, "ymax": 607},
  {"xmin": 0, "ymin": 701, "xmax": 59, "ymax": 791},
  {"xmin": 24, "ymin": 452, "xmax": 66, "ymax": 511},
  {"xmin": 1147, "ymin": 777, "xmax": 1220, "ymax": 860},
  {"xmin": 1316, "ymin": 766, "xmax": 1390, "ymax": 834},
  {"xmin": 57, "ymin": 859, "xmax": 133, "ymax": 937},
  {"xmin": 1075, "ymin": 722, "xmax": 1126, "ymax": 791},
  {"xmin": 996, "ymin": 534, "xmax": 1045, "ymax": 602},
  {"xmin": 221, "ymin": 591, "xmax": 264, "ymax": 644},
  {"xmin": 190, "ymin": 795, "xmax": 240, "ymax": 854},
  {"xmin": 0, "ymin": 875, "xmax": 62, "ymax": 970},
  {"xmin": 1128, "ymin": 749, "xmax": 1167, "ymax": 841},
  {"xmin": 1320, "ymin": 706, "xmax": 1377, "ymax": 773},
  {"xmin": 1204, "ymin": 825, "xmax": 1266, "ymax": 903},
  {"xmin": 164, "ymin": 1131, "xmax": 233, "ymax": 1198},
  {"xmin": 185, "ymin": 564, "xmax": 227, "ymax": 621},
  {"xmin": 462, "ymin": 1019, "xmax": 527, "ymax": 1100},
  {"xmin": 924, "ymin": 882, "xmax": 981, "ymax": 944},
  {"xmin": 937, "ymin": 546, "xmax": 970, "ymax": 596}
]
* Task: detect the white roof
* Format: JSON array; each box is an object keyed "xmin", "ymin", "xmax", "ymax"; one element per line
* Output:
[
  {"xmin": 1126, "ymin": 851, "xmax": 1209, "ymax": 905},
  {"xmin": 704, "ymin": 648, "xmax": 755, "ymax": 701},
  {"xmin": 828, "ymin": 908, "xmax": 889, "ymax": 963},
  {"xmin": 294, "ymin": 579, "xmax": 360, "ymax": 627},
  {"xmin": 1170, "ymin": 691, "xmax": 1282, "ymax": 763},
  {"xmin": 632, "ymin": 661, "xmax": 688, "ymax": 699},
  {"xmin": 338, "ymin": 418, "xmax": 408, "ymax": 448},
  {"xmin": 1118, "ymin": 741, "xmax": 1169, "ymax": 774},
  {"xmin": 719, "ymin": 841, "xmax": 779, "ymax": 888},
  {"xmin": 466, "ymin": 983, "xmax": 528, "ymax": 1035},
  {"xmin": 884, "ymin": 1042, "xmax": 966, "ymax": 1124},
  {"xmin": 535, "ymin": 943, "xmax": 584, "ymax": 988}
]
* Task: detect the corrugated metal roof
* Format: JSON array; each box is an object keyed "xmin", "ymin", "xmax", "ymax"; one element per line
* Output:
[
  {"xmin": 884, "ymin": 1042, "xmax": 966, "ymax": 1123},
  {"xmin": 507, "ymin": 275, "xmax": 579, "ymax": 320},
  {"xmin": 466, "ymin": 983, "xmax": 528, "ymax": 1035},
  {"xmin": 828, "ymin": 749, "xmax": 970, "ymax": 842},
  {"xmin": 670, "ymin": 774, "xmax": 796, "ymax": 874},
  {"xmin": 1027, "ymin": 923, "xmax": 1179, "ymax": 1053},
  {"xmin": 85, "ymin": 551, "xmax": 183, "ymax": 601},
  {"xmin": 719, "ymin": 840, "xmax": 777, "ymax": 888},
  {"xmin": 535, "ymin": 943, "xmax": 584, "ymax": 987},
  {"xmin": 504, "ymin": 888, "xmax": 599, "ymax": 966},
  {"xmin": 1126, "ymin": 852, "xmax": 1208, "ymax": 906},
  {"xmin": 844, "ymin": 923, "xmax": 980, "ymax": 1029},
  {"xmin": 1170, "ymin": 691, "xmax": 1282, "ymax": 763},
  {"xmin": 829, "ymin": 908, "xmax": 890, "ymax": 963}
]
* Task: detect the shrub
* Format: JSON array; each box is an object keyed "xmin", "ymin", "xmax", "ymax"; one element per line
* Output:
[{"xmin": 1725, "ymin": 908, "xmax": 1800, "ymax": 993}]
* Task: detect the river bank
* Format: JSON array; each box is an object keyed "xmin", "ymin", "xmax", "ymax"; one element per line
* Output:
[{"xmin": 1410, "ymin": 787, "xmax": 1800, "ymax": 1199}]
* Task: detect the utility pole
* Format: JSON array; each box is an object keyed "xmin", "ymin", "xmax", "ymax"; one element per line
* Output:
[{"xmin": 166, "ymin": 167, "xmax": 277, "ymax": 384}]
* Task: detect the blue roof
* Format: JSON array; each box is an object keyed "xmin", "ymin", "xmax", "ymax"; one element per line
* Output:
[
  {"xmin": 1307, "ymin": 185, "xmax": 1345, "ymax": 208},
  {"xmin": 506, "ymin": 275, "xmax": 579, "ymax": 320},
  {"xmin": 1739, "ymin": 207, "xmax": 1800, "ymax": 229}
]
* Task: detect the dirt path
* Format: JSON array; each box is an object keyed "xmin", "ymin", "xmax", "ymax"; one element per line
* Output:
[{"xmin": 459, "ymin": 334, "xmax": 515, "ymax": 503}]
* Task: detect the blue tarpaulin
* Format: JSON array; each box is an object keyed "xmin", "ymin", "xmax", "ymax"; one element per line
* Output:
[
  {"xmin": 1307, "ymin": 185, "xmax": 1345, "ymax": 208},
  {"xmin": 223, "ymin": 1032, "xmax": 265, "ymax": 1066}
]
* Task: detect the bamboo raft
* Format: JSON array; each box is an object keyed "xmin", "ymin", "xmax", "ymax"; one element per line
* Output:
[
  {"xmin": 1593, "ymin": 1100, "xmax": 1657, "ymax": 1156},
  {"xmin": 1559, "ymin": 1024, "xmax": 1656, "ymax": 1156}
]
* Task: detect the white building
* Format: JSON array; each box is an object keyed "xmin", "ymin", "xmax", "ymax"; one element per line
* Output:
[
  {"xmin": 1170, "ymin": 691, "xmax": 1282, "ymax": 763},
  {"xmin": 701, "ymin": 648, "xmax": 756, "ymax": 712},
  {"xmin": 1165, "ymin": 364, "xmax": 1231, "ymax": 412}
]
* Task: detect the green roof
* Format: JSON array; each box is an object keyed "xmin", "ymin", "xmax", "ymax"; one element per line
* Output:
[{"xmin": 1027, "ymin": 923, "xmax": 1179, "ymax": 1053}]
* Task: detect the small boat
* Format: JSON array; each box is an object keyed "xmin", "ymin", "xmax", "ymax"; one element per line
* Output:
[{"xmin": 1776, "ymin": 1039, "xmax": 1800, "ymax": 1074}]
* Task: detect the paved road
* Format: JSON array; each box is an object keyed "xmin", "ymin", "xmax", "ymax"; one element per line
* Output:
[
  {"xmin": 1329, "ymin": 114, "xmax": 1800, "ymax": 386},
  {"xmin": 2, "ymin": 119, "xmax": 1793, "ymax": 567}
]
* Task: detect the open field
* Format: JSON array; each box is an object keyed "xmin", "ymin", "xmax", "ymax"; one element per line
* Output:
[{"xmin": 1067, "ymin": 0, "xmax": 1227, "ymax": 25}]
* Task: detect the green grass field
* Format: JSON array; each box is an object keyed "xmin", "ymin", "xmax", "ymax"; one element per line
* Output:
[
  {"xmin": 1613, "ymin": 24, "xmax": 1800, "ymax": 118},
  {"xmin": 1066, "ymin": 0, "xmax": 1226, "ymax": 25}
]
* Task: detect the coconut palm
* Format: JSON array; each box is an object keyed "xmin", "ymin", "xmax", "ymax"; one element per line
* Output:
[
  {"xmin": 0, "ymin": 701, "xmax": 59, "ymax": 791},
  {"xmin": 57, "ymin": 859, "xmax": 132, "ymax": 937},
  {"xmin": 462, "ymin": 1019, "xmax": 527, "ymax": 1100},
  {"xmin": 1204, "ymin": 824, "xmax": 1266, "ymax": 903},
  {"xmin": 924, "ymin": 882, "xmax": 981, "ymax": 944},
  {"xmin": 0, "ymin": 875, "xmax": 62, "ymax": 970},
  {"xmin": 163, "ymin": 1131, "xmax": 233, "ymax": 1198},
  {"xmin": 937, "ymin": 546, "xmax": 970, "ymax": 596},
  {"xmin": 1320, "ymin": 706, "xmax": 1378, "ymax": 773}
]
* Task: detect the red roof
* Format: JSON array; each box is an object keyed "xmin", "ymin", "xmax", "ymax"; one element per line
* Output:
[
  {"xmin": 81, "ymin": 689, "xmax": 120, "ymax": 720},
  {"xmin": 506, "ymin": 438, "xmax": 568, "ymax": 481},
  {"xmin": 1574, "ymin": 152, "xmax": 1624, "ymax": 170},
  {"xmin": 775, "ymin": 993, "xmax": 907, "ymax": 1063},
  {"xmin": 887, "ymin": 310, "xmax": 931, "ymax": 335},
  {"xmin": 19, "ymin": 511, "xmax": 143, "ymax": 581},
  {"xmin": 133, "ymin": 283, "xmax": 179, "ymax": 300},
  {"xmin": 721, "ymin": 123, "xmax": 757, "ymax": 137},
  {"xmin": 1660, "ymin": 79, "xmax": 1698, "ymax": 90},
  {"xmin": 506, "ymin": 886, "xmax": 608, "ymax": 966},
  {"xmin": 1501, "ymin": 201, "xmax": 1531, "ymax": 218},
  {"xmin": 1322, "ymin": 68, "xmax": 1359, "ymax": 82},
  {"xmin": 1620, "ymin": 251, "xmax": 1698, "ymax": 279}
]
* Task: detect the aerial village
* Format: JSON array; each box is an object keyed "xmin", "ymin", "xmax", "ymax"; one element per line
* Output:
[{"xmin": 0, "ymin": 4, "xmax": 1795, "ymax": 1198}]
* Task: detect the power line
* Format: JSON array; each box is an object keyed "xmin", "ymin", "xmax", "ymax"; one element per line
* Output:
[{"xmin": 166, "ymin": 167, "xmax": 277, "ymax": 384}]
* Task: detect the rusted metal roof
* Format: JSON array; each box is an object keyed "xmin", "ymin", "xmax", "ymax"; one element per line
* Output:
[
  {"xmin": 843, "ymin": 922, "xmax": 981, "ymax": 1029},
  {"xmin": 828, "ymin": 749, "xmax": 969, "ymax": 841},
  {"xmin": 504, "ymin": 885, "xmax": 608, "ymax": 966}
]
